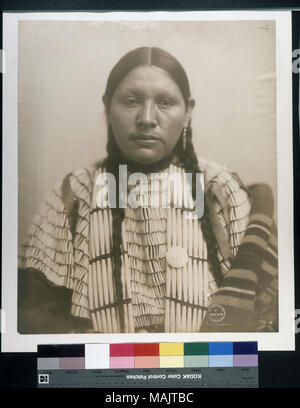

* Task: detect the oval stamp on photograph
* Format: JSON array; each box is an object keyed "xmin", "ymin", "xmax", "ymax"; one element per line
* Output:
[
  {"xmin": 166, "ymin": 246, "xmax": 188, "ymax": 268},
  {"xmin": 206, "ymin": 303, "xmax": 226, "ymax": 323}
]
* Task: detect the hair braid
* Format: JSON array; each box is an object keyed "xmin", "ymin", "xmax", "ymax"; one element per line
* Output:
[
  {"xmin": 180, "ymin": 126, "xmax": 224, "ymax": 286},
  {"xmin": 103, "ymin": 126, "xmax": 125, "ymax": 332}
]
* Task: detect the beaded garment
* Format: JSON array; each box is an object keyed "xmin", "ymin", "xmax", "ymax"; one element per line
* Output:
[{"xmin": 23, "ymin": 157, "xmax": 272, "ymax": 333}]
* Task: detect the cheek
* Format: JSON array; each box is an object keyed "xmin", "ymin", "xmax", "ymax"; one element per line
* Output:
[
  {"xmin": 159, "ymin": 110, "xmax": 186, "ymax": 135},
  {"xmin": 110, "ymin": 109, "xmax": 133, "ymax": 136}
]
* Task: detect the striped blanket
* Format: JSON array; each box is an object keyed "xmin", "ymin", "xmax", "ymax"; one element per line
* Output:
[{"xmin": 201, "ymin": 183, "xmax": 278, "ymax": 332}]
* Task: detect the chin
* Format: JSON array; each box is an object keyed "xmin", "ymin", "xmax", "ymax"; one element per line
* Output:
[{"xmin": 131, "ymin": 151, "xmax": 164, "ymax": 165}]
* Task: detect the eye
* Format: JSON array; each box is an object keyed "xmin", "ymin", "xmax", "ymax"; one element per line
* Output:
[
  {"xmin": 157, "ymin": 98, "xmax": 174, "ymax": 108},
  {"xmin": 123, "ymin": 97, "xmax": 140, "ymax": 107}
]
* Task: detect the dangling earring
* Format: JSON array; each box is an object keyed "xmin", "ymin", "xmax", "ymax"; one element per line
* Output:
[{"xmin": 182, "ymin": 127, "xmax": 188, "ymax": 151}]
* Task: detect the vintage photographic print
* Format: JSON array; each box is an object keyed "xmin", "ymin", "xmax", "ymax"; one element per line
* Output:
[{"xmin": 2, "ymin": 11, "xmax": 294, "ymax": 351}]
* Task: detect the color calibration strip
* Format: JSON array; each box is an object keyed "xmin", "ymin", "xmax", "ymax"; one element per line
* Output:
[{"xmin": 37, "ymin": 342, "xmax": 258, "ymax": 370}]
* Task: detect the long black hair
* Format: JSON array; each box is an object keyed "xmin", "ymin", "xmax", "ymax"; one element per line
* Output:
[{"xmin": 101, "ymin": 47, "xmax": 223, "ymax": 332}]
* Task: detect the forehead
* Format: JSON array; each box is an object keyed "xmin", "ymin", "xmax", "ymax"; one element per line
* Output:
[{"xmin": 113, "ymin": 65, "xmax": 184, "ymax": 96}]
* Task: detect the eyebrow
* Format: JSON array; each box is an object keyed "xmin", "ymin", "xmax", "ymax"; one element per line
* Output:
[{"xmin": 119, "ymin": 87, "xmax": 180, "ymax": 100}]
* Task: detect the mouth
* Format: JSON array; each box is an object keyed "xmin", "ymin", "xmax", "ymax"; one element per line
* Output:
[
  {"xmin": 131, "ymin": 134, "xmax": 160, "ymax": 141},
  {"xmin": 131, "ymin": 134, "xmax": 161, "ymax": 146}
]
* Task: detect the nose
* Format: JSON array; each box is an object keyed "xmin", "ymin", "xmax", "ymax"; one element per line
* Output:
[{"xmin": 136, "ymin": 100, "xmax": 157, "ymax": 128}]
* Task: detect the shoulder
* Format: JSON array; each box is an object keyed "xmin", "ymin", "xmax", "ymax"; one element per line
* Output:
[
  {"xmin": 197, "ymin": 156, "xmax": 229, "ymax": 175},
  {"xmin": 37, "ymin": 164, "xmax": 99, "ymax": 214},
  {"xmin": 197, "ymin": 156, "xmax": 252, "ymax": 225},
  {"xmin": 68, "ymin": 165, "xmax": 97, "ymax": 193},
  {"xmin": 59, "ymin": 163, "xmax": 103, "ymax": 199},
  {"xmin": 197, "ymin": 156, "xmax": 243, "ymax": 192}
]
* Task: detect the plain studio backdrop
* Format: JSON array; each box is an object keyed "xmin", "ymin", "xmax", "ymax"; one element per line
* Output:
[{"xmin": 18, "ymin": 20, "xmax": 277, "ymax": 255}]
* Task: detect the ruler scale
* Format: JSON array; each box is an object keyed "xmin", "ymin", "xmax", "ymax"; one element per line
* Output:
[{"xmin": 37, "ymin": 341, "xmax": 258, "ymax": 388}]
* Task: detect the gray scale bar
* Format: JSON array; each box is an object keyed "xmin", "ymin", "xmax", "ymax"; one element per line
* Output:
[{"xmin": 37, "ymin": 367, "xmax": 258, "ymax": 388}]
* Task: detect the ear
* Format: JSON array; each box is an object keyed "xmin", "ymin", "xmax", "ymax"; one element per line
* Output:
[{"xmin": 184, "ymin": 98, "xmax": 195, "ymax": 127}]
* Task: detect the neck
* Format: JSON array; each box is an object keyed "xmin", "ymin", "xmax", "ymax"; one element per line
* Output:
[{"xmin": 106, "ymin": 151, "xmax": 180, "ymax": 174}]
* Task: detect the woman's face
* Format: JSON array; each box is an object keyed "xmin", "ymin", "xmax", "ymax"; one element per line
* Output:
[{"xmin": 107, "ymin": 65, "xmax": 194, "ymax": 164}]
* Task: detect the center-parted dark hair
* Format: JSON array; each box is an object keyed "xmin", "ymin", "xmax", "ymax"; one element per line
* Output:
[
  {"xmin": 103, "ymin": 47, "xmax": 191, "ymax": 109},
  {"xmin": 101, "ymin": 47, "xmax": 222, "ymax": 332}
]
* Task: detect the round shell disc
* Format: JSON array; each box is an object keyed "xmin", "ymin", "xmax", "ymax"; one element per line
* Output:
[{"xmin": 166, "ymin": 246, "xmax": 188, "ymax": 268}]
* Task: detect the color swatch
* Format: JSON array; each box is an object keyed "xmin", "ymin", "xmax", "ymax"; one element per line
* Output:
[
  {"xmin": 37, "ymin": 341, "xmax": 258, "ymax": 370},
  {"xmin": 38, "ymin": 344, "xmax": 85, "ymax": 370}
]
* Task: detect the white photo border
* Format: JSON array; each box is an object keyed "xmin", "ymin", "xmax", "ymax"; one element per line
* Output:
[{"xmin": 2, "ymin": 10, "xmax": 294, "ymax": 352}]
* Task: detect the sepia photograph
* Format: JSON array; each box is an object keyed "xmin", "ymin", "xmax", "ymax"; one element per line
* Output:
[{"xmin": 2, "ymin": 11, "xmax": 294, "ymax": 351}]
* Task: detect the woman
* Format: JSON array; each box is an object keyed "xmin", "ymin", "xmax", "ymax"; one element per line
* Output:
[{"xmin": 18, "ymin": 47, "xmax": 278, "ymax": 334}]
